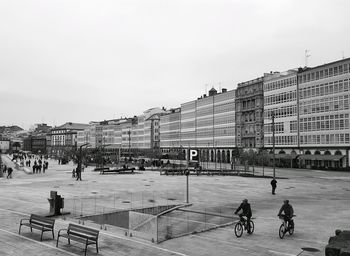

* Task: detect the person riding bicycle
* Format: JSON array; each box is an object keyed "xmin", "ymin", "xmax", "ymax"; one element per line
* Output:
[
  {"xmin": 234, "ymin": 199, "xmax": 252, "ymax": 233},
  {"xmin": 277, "ymin": 200, "xmax": 294, "ymax": 230}
]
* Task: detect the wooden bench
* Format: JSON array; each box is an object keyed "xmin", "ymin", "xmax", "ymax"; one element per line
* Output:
[
  {"xmin": 19, "ymin": 214, "xmax": 55, "ymax": 241},
  {"xmin": 56, "ymin": 223, "xmax": 99, "ymax": 256},
  {"xmin": 100, "ymin": 167, "xmax": 135, "ymax": 174},
  {"xmin": 94, "ymin": 167, "xmax": 110, "ymax": 172}
]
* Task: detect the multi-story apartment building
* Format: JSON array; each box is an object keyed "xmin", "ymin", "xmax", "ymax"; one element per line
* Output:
[
  {"xmin": 298, "ymin": 58, "xmax": 350, "ymax": 168},
  {"xmin": 160, "ymin": 108, "xmax": 181, "ymax": 149},
  {"xmin": 23, "ymin": 135, "xmax": 47, "ymax": 154},
  {"xmin": 49, "ymin": 122, "xmax": 89, "ymax": 157},
  {"xmin": 0, "ymin": 138, "xmax": 10, "ymax": 153},
  {"xmin": 263, "ymin": 70, "xmax": 299, "ymax": 167},
  {"xmin": 180, "ymin": 100, "xmax": 197, "ymax": 149},
  {"xmin": 131, "ymin": 108, "xmax": 165, "ymax": 155},
  {"xmin": 76, "ymin": 108, "xmax": 165, "ymax": 158},
  {"xmin": 77, "ymin": 118, "xmax": 131, "ymax": 149},
  {"xmin": 235, "ymin": 77, "xmax": 264, "ymax": 149},
  {"xmin": 163, "ymin": 88, "xmax": 236, "ymax": 163}
]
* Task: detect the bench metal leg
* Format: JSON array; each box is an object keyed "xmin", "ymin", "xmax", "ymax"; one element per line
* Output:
[
  {"xmin": 68, "ymin": 238, "xmax": 70, "ymax": 245},
  {"xmin": 18, "ymin": 225, "xmax": 22, "ymax": 234},
  {"xmin": 30, "ymin": 227, "xmax": 33, "ymax": 232},
  {"xmin": 84, "ymin": 243, "xmax": 88, "ymax": 256},
  {"xmin": 52, "ymin": 230, "xmax": 55, "ymax": 239},
  {"xmin": 40, "ymin": 231, "xmax": 43, "ymax": 241},
  {"xmin": 56, "ymin": 235, "xmax": 60, "ymax": 247},
  {"xmin": 96, "ymin": 241, "xmax": 99, "ymax": 253}
]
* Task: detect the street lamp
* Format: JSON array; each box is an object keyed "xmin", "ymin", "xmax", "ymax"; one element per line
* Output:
[
  {"xmin": 77, "ymin": 143, "xmax": 90, "ymax": 175},
  {"xmin": 127, "ymin": 130, "xmax": 131, "ymax": 161},
  {"xmin": 214, "ymin": 141, "xmax": 217, "ymax": 171},
  {"xmin": 271, "ymin": 111, "xmax": 276, "ymax": 179}
]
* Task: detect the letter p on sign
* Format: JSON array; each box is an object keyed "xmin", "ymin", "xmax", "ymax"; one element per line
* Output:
[{"xmin": 189, "ymin": 149, "xmax": 198, "ymax": 161}]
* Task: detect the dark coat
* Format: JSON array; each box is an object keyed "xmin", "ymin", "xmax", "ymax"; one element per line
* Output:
[
  {"xmin": 278, "ymin": 203, "xmax": 294, "ymax": 217},
  {"xmin": 235, "ymin": 202, "xmax": 252, "ymax": 217},
  {"xmin": 271, "ymin": 179, "xmax": 277, "ymax": 188}
]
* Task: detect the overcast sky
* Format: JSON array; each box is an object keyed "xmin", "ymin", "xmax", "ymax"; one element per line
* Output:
[{"xmin": 1, "ymin": 0, "xmax": 350, "ymax": 130}]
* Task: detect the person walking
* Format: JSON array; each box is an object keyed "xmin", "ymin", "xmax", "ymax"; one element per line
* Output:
[
  {"xmin": 271, "ymin": 178, "xmax": 277, "ymax": 195},
  {"xmin": 75, "ymin": 165, "xmax": 82, "ymax": 181},
  {"xmin": 7, "ymin": 167, "xmax": 13, "ymax": 179}
]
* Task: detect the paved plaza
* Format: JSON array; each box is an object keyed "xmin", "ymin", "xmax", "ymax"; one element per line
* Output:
[{"xmin": 0, "ymin": 155, "xmax": 349, "ymax": 256}]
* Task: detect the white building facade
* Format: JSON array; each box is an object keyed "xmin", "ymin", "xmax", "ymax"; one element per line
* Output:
[{"xmin": 298, "ymin": 58, "xmax": 350, "ymax": 168}]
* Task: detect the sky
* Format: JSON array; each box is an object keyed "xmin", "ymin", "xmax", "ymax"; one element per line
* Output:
[{"xmin": 1, "ymin": 0, "xmax": 350, "ymax": 130}]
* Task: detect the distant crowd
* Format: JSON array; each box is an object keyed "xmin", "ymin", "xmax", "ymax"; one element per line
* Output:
[{"xmin": 10, "ymin": 153, "xmax": 50, "ymax": 175}]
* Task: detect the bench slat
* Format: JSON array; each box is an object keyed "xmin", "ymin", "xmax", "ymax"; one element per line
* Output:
[
  {"xmin": 30, "ymin": 214, "xmax": 55, "ymax": 225},
  {"xmin": 68, "ymin": 224, "xmax": 99, "ymax": 236},
  {"xmin": 60, "ymin": 234, "xmax": 97, "ymax": 244}
]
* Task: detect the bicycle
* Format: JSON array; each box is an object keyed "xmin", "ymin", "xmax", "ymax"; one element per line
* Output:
[
  {"xmin": 234, "ymin": 215, "xmax": 254, "ymax": 237},
  {"xmin": 278, "ymin": 214, "xmax": 296, "ymax": 239}
]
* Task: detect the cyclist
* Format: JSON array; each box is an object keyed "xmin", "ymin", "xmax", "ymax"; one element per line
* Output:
[
  {"xmin": 277, "ymin": 200, "xmax": 294, "ymax": 230},
  {"xmin": 234, "ymin": 199, "xmax": 252, "ymax": 233}
]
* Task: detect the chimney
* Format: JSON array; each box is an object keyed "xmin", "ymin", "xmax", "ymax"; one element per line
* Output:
[
  {"xmin": 222, "ymin": 88, "xmax": 227, "ymax": 93},
  {"xmin": 209, "ymin": 88, "xmax": 217, "ymax": 96}
]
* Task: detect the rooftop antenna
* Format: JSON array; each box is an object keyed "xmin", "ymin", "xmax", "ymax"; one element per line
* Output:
[
  {"xmin": 205, "ymin": 84, "xmax": 208, "ymax": 94},
  {"xmin": 305, "ymin": 50, "xmax": 311, "ymax": 67}
]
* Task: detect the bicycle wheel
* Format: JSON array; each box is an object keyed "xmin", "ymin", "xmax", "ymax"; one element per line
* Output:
[
  {"xmin": 234, "ymin": 222, "xmax": 243, "ymax": 237},
  {"xmin": 248, "ymin": 220, "xmax": 255, "ymax": 234},
  {"xmin": 279, "ymin": 224, "xmax": 285, "ymax": 239},
  {"xmin": 288, "ymin": 226, "xmax": 294, "ymax": 235}
]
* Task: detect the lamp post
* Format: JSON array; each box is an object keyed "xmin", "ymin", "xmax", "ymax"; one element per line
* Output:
[
  {"xmin": 271, "ymin": 111, "xmax": 276, "ymax": 179},
  {"xmin": 179, "ymin": 145, "xmax": 183, "ymax": 171},
  {"xmin": 77, "ymin": 143, "xmax": 90, "ymax": 178},
  {"xmin": 214, "ymin": 141, "xmax": 217, "ymax": 171},
  {"xmin": 127, "ymin": 130, "xmax": 131, "ymax": 161}
]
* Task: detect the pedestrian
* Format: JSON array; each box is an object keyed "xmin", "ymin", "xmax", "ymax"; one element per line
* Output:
[
  {"xmin": 7, "ymin": 167, "xmax": 13, "ymax": 179},
  {"xmin": 3, "ymin": 165, "xmax": 7, "ymax": 173},
  {"xmin": 271, "ymin": 178, "xmax": 277, "ymax": 195},
  {"xmin": 72, "ymin": 168, "xmax": 76, "ymax": 178},
  {"xmin": 32, "ymin": 164, "xmax": 36, "ymax": 174},
  {"xmin": 75, "ymin": 166, "xmax": 82, "ymax": 181}
]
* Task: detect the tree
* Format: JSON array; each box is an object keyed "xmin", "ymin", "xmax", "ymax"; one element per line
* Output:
[
  {"xmin": 257, "ymin": 149, "xmax": 269, "ymax": 176},
  {"xmin": 11, "ymin": 142, "xmax": 21, "ymax": 152}
]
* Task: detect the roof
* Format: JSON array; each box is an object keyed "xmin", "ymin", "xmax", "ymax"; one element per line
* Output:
[
  {"xmin": 54, "ymin": 122, "xmax": 89, "ymax": 130},
  {"xmin": 298, "ymin": 57, "xmax": 350, "ymax": 74},
  {"xmin": 298, "ymin": 154, "xmax": 345, "ymax": 161}
]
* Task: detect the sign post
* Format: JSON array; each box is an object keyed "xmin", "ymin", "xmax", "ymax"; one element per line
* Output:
[{"xmin": 185, "ymin": 149, "xmax": 199, "ymax": 204}]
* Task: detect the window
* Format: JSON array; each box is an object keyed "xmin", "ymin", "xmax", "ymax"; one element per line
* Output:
[
  {"xmin": 341, "ymin": 80, "xmax": 349, "ymax": 93},
  {"xmin": 320, "ymin": 70, "xmax": 324, "ymax": 78},
  {"xmin": 329, "ymin": 67, "xmax": 333, "ymax": 76}
]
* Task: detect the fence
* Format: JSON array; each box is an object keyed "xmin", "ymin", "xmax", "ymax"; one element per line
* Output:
[{"xmin": 62, "ymin": 191, "xmax": 235, "ymax": 243}]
